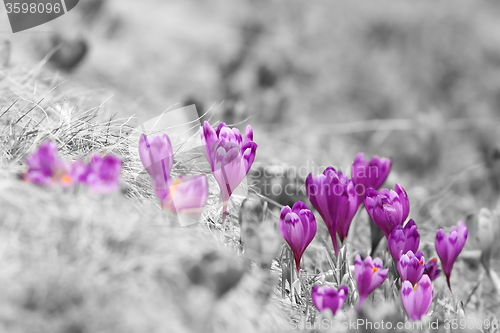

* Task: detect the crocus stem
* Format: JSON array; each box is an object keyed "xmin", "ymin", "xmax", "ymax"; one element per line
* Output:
[
  {"xmin": 220, "ymin": 164, "xmax": 232, "ymax": 225},
  {"xmin": 446, "ymin": 275, "xmax": 453, "ymax": 293},
  {"xmin": 370, "ymin": 219, "xmax": 384, "ymax": 256},
  {"xmin": 222, "ymin": 200, "xmax": 228, "ymax": 224},
  {"xmin": 336, "ymin": 246, "xmax": 341, "ymax": 284},
  {"xmin": 290, "ymin": 251, "xmax": 295, "ymax": 304},
  {"xmin": 357, "ymin": 296, "xmax": 364, "ymax": 313}
]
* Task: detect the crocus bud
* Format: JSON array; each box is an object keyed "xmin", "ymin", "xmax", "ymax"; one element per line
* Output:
[
  {"xmin": 311, "ymin": 285, "xmax": 348, "ymax": 315},
  {"xmin": 351, "ymin": 152, "xmax": 391, "ymax": 198},
  {"xmin": 201, "ymin": 122, "xmax": 257, "ymax": 221},
  {"xmin": 397, "ymin": 250, "xmax": 425, "ymax": 285},
  {"xmin": 435, "ymin": 222, "xmax": 468, "ymax": 291},
  {"xmin": 401, "ymin": 274, "xmax": 434, "ymax": 321},
  {"xmin": 279, "ymin": 202, "xmax": 317, "ymax": 272},
  {"xmin": 354, "ymin": 254, "xmax": 389, "ymax": 312},
  {"xmin": 387, "ymin": 219, "xmax": 420, "ymax": 261},
  {"xmin": 306, "ymin": 167, "xmax": 358, "ymax": 255},
  {"xmin": 138, "ymin": 133, "xmax": 173, "ymax": 198},
  {"xmin": 364, "ymin": 184, "xmax": 410, "ymax": 238},
  {"xmin": 423, "ymin": 258, "xmax": 440, "ymax": 281}
]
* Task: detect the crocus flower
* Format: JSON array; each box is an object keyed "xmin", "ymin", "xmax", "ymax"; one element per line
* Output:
[
  {"xmin": 401, "ymin": 274, "xmax": 433, "ymax": 321},
  {"xmin": 311, "ymin": 285, "xmax": 348, "ymax": 315},
  {"xmin": 351, "ymin": 152, "xmax": 391, "ymax": 198},
  {"xmin": 201, "ymin": 121, "xmax": 257, "ymax": 220},
  {"xmin": 387, "ymin": 219, "xmax": 420, "ymax": 260},
  {"xmin": 423, "ymin": 258, "xmax": 441, "ymax": 281},
  {"xmin": 435, "ymin": 222, "xmax": 468, "ymax": 291},
  {"xmin": 160, "ymin": 174, "xmax": 208, "ymax": 219},
  {"xmin": 354, "ymin": 254, "xmax": 389, "ymax": 311},
  {"xmin": 280, "ymin": 201, "xmax": 317, "ymax": 272},
  {"xmin": 306, "ymin": 167, "xmax": 358, "ymax": 255},
  {"xmin": 23, "ymin": 141, "xmax": 74, "ymax": 186},
  {"xmin": 364, "ymin": 184, "xmax": 410, "ymax": 238},
  {"xmin": 397, "ymin": 250, "xmax": 425, "ymax": 285},
  {"xmin": 82, "ymin": 154, "xmax": 122, "ymax": 193},
  {"xmin": 138, "ymin": 133, "xmax": 173, "ymax": 198}
]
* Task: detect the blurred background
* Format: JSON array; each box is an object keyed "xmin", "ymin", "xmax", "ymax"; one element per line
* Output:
[
  {"xmin": 2, "ymin": 0, "xmax": 500, "ymax": 322},
  {"xmin": 3, "ymin": 0, "xmax": 500, "ymax": 245}
]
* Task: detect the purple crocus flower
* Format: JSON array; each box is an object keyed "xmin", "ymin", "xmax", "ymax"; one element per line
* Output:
[
  {"xmin": 201, "ymin": 122, "xmax": 257, "ymax": 221},
  {"xmin": 435, "ymin": 222, "xmax": 468, "ymax": 291},
  {"xmin": 280, "ymin": 202, "xmax": 317, "ymax": 272},
  {"xmin": 423, "ymin": 258, "xmax": 441, "ymax": 281},
  {"xmin": 351, "ymin": 152, "xmax": 391, "ymax": 198},
  {"xmin": 82, "ymin": 154, "xmax": 122, "ymax": 193},
  {"xmin": 160, "ymin": 174, "xmax": 208, "ymax": 217},
  {"xmin": 397, "ymin": 250, "xmax": 425, "ymax": 285},
  {"xmin": 311, "ymin": 285, "xmax": 348, "ymax": 315},
  {"xmin": 364, "ymin": 184, "xmax": 410, "ymax": 238},
  {"xmin": 138, "ymin": 133, "xmax": 173, "ymax": 198},
  {"xmin": 387, "ymin": 219, "xmax": 420, "ymax": 261},
  {"xmin": 305, "ymin": 167, "xmax": 358, "ymax": 255},
  {"xmin": 23, "ymin": 141, "xmax": 74, "ymax": 186},
  {"xmin": 354, "ymin": 254, "xmax": 389, "ymax": 312},
  {"xmin": 351, "ymin": 153, "xmax": 391, "ymax": 256},
  {"xmin": 401, "ymin": 274, "xmax": 433, "ymax": 321}
]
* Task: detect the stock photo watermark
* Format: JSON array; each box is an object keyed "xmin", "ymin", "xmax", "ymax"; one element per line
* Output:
[
  {"xmin": 291, "ymin": 318, "xmax": 500, "ymax": 331},
  {"xmin": 3, "ymin": 0, "xmax": 79, "ymax": 32}
]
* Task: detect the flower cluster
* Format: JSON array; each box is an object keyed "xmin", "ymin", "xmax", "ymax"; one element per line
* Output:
[
  {"xmin": 26, "ymin": 124, "xmax": 471, "ymax": 324},
  {"xmin": 304, "ymin": 154, "xmax": 391, "ymax": 256},
  {"xmin": 278, "ymin": 151, "xmax": 468, "ymax": 321},
  {"xmin": 23, "ymin": 141, "xmax": 122, "ymax": 193},
  {"xmin": 136, "ymin": 122, "xmax": 257, "ymax": 222}
]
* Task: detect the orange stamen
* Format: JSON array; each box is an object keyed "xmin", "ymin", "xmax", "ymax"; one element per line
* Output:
[
  {"xmin": 413, "ymin": 283, "xmax": 418, "ymax": 291},
  {"xmin": 372, "ymin": 266, "xmax": 378, "ymax": 273},
  {"xmin": 169, "ymin": 178, "xmax": 183, "ymax": 198},
  {"xmin": 419, "ymin": 260, "xmax": 423, "ymax": 265},
  {"xmin": 60, "ymin": 175, "xmax": 72, "ymax": 184},
  {"xmin": 431, "ymin": 258, "xmax": 437, "ymax": 262}
]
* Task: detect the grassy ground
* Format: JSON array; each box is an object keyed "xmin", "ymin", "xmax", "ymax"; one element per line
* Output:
[{"xmin": 2, "ymin": 0, "xmax": 500, "ymax": 331}]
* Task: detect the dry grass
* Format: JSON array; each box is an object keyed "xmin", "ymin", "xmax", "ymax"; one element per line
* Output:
[{"xmin": 0, "ymin": 65, "xmax": 294, "ymax": 333}]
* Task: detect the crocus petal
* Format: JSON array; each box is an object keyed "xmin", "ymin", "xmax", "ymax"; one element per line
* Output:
[
  {"xmin": 354, "ymin": 254, "xmax": 388, "ymax": 311},
  {"xmin": 161, "ymin": 174, "xmax": 208, "ymax": 218},
  {"xmin": 201, "ymin": 122, "xmax": 257, "ymax": 220},
  {"xmin": 23, "ymin": 141, "xmax": 73, "ymax": 186},
  {"xmin": 364, "ymin": 184, "xmax": 410, "ymax": 238},
  {"xmin": 424, "ymin": 258, "xmax": 441, "ymax": 281},
  {"xmin": 306, "ymin": 167, "xmax": 358, "ymax": 255},
  {"xmin": 280, "ymin": 202, "xmax": 317, "ymax": 272},
  {"xmin": 244, "ymin": 125, "xmax": 253, "ymax": 144},
  {"xmin": 312, "ymin": 285, "xmax": 348, "ymax": 315},
  {"xmin": 401, "ymin": 275, "xmax": 433, "ymax": 321},
  {"xmin": 397, "ymin": 250, "xmax": 425, "ymax": 285},
  {"xmin": 388, "ymin": 221, "xmax": 421, "ymax": 261},
  {"xmin": 83, "ymin": 154, "xmax": 122, "ymax": 193},
  {"xmin": 351, "ymin": 152, "xmax": 391, "ymax": 197},
  {"xmin": 138, "ymin": 133, "xmax": 173, "ymax": 193},
  {"xmin": 435, "ymin": 222, "xmax": 468, "ymax": 291},
  {"xmin": 401, "ymin": 281, "xmax": 416, "ymax": 320}
]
